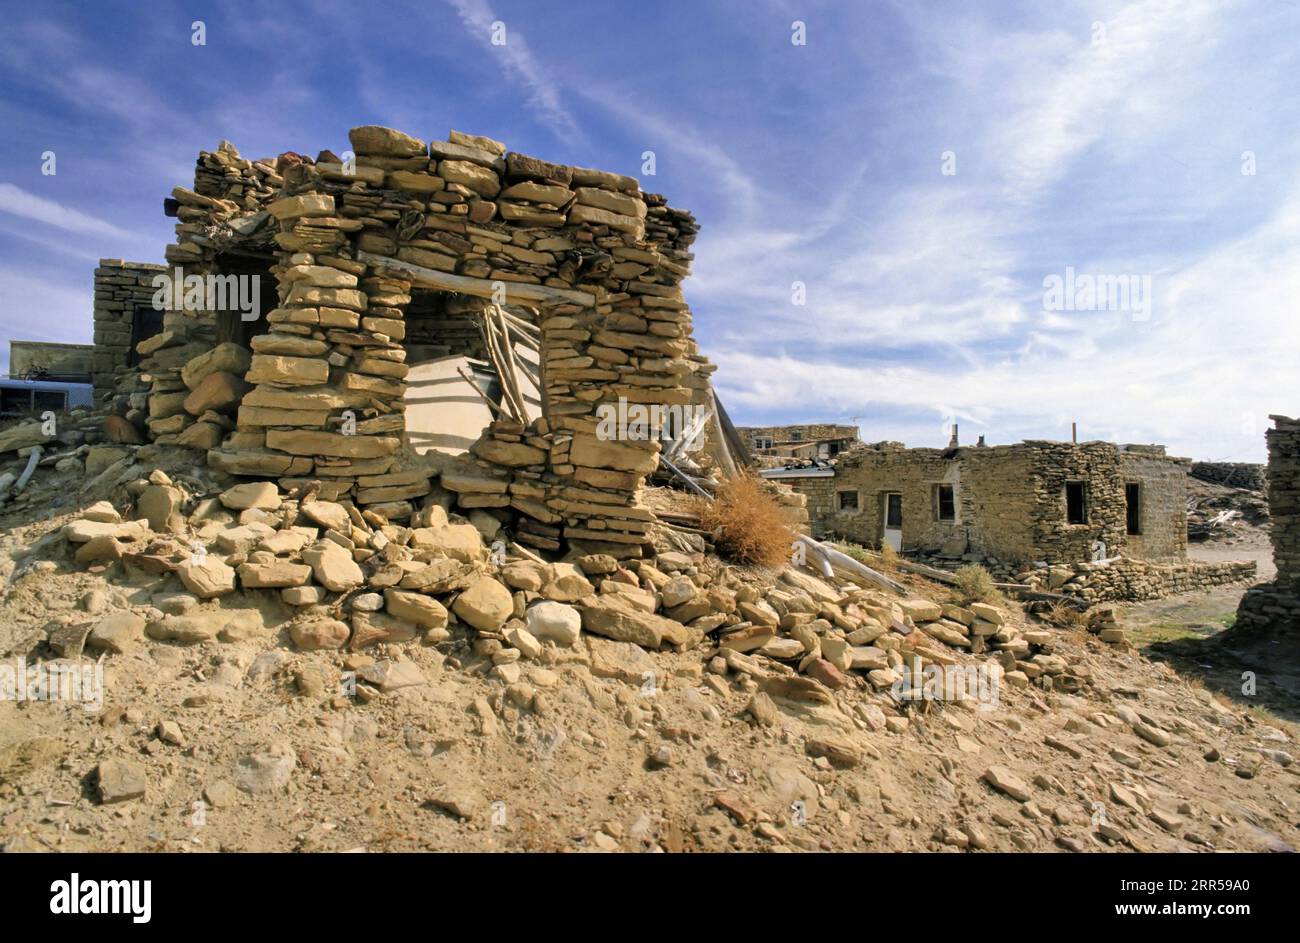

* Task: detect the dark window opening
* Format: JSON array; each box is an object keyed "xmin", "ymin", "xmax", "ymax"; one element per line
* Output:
[
  {"xmin": 790, "ymin": 431, "xmax": 803, "ymax": 441},
  {"xmin": 128, "ymin": 304, "xmax": 165, "ymax": 367},
  {"xmin": 33, "ymin": 390, "xmax": 67, "ymax": 413},
  {"xmin": 0, "ymin": 388, "xmax": 32, "ymax": 415},
  {"xmin": 935, "ymin": 484, "xmax": 955, "ymax": 522},
  {"xmin": 828, "ymin": 441, "xmax": 841, "ymax": 456},
  {"xmin": 1065, "ymin": 481, "xmax": 1088, "ymax": 524},
  {"xmin": 886, "ymin": 493, "xmax": 903, "ymax": 527},
  {"xmin": 838, "ymin": 490, "xmax": 859, "ymax": 511},
  {"xmin": 1126, "ymin": 483, "xmax": 1142, "ymax": 535}
]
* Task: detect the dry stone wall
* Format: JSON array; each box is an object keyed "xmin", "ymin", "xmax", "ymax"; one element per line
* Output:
[
  {"xmin": 1235, "ymin": 415, "xmax": 1300, "ymax": 636},
  {"xmin": 1191, "ymin": 461, "xmax": 1266, "ymax": 492},
  {"xmin": 141, "ymin": 126, "xmax": 706, "ymax": 560},
  {"xmin": 92, "ymin": 260, "xmax": 167, "ymax": 399},
  {"xmin": 790, "ymin": 441, "xmax": 1187, "ymax": 567},
  {"xmin": 1026, "ymin": 557, "xmax": 1256, "ymax": 603}
]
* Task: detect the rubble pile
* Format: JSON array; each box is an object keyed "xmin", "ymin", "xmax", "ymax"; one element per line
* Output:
[{"xmin": 41, "ymin": 461, "xmax": 1112, "ymax": 708}]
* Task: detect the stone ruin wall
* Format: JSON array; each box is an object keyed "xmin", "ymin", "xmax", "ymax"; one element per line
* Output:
[
  {"xmin": 92, "ymin": 259, "xmax": 168, "ymax": 399},
  {"xmin": 134, "ymin": 126, "xmax": 708, "ymax": 560},
  {"xmin": 742, "ymin": 423, "xmax": 859, "ymax": 445},
  {"xmin": 1235, "ymin": 415, "xmax": 1300, "ymax": 634},
  {"xmin": 1190, "ymin": 461, "xmax": 1267, "ymax": 492}
]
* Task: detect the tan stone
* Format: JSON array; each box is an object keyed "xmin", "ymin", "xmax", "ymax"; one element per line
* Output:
[
  {"xmin": 184, "ymin": 371, "xmax": 249, "ymax": 415},
  {"xmin": 176, "ymin": 557, "xmax": 237, "ymax": 598},
  {"xmin": 246, "ymin": 355, "xmax": 330, "ymax": 387},
  {"xmin": 302, "ymin": 540, "xmax": 364, "ymax": 592},
  {"xmin": 219, "ymin": 481, "xmax": 281, "ymax": 510},
  {"xmin": 384, "ymin": 589, "xmax": 449, "ymax": 629},
  {"xmin": 349, "ymin": 125, "xmax": 426, "ymax": 158},
  {"xmin": 266, "ymin": 430, "xmax": 399, "ymax": 459},
  {"xmin": 452, "ymin": 577, "xmax": 514, "ymax": 631}
]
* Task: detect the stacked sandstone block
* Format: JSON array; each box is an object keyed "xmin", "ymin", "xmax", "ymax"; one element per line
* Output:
[
  {"xmin": 1235, "ymin": 415, "xmax": 1300, "ymax": 635},
  {"xmin": 1029, "ymin": 558, "xmax": 1257, "ymax": 603},
  {"xmin": 148, "ymin": 126, "xmax": 704, "ymax": 554},
  {"xmin": 91, "ymin": 260, "xmax": 166, "ymax": 400}
]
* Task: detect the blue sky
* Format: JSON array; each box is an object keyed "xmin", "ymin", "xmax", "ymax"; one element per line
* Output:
[{"xmin": 1, "ymin": 0, "xmax": 1297, "ymax": 461}]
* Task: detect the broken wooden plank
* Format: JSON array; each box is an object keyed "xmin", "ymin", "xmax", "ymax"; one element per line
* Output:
[{"xmin": 357, "ymin": 250, "xmax": 596, "ymax": 307}]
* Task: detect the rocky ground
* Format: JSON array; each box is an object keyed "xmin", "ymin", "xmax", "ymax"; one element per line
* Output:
[{"xmin": 0, "ymin": 443, "xmax": 1296, "ymax": 853}]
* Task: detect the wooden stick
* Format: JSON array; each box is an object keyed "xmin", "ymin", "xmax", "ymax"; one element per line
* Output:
[
  {"xmin": 456, "ymin": 366, "xmax": 509, "ymax": 420},
  {"xmin": 795, "ymin": 535, "xmax": 908, "ymax": 595},
  {"xmin": 358, "ymin": 250, "xmax": 595, "ymax": 307}
]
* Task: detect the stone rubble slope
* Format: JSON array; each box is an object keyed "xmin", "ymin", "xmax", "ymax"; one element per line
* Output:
[{"xmin": 0, "ymin": 458, "xmax": 1295, "ymax": 852}]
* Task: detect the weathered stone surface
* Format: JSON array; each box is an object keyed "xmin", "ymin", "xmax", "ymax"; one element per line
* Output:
[
  {"xmin": 87, "ymin": 611, "xmax": 147, "ymax": 654},
  {"xmin": 569, "ymin": 434, "xmax": 659, "ymax": 474},
  {"xmin": 302, "ymin": 541, "xmax": 364, "ymax": 592},
  {"xmin": 384, "ymin": 589, "xmax": 449, "ymax": 629},
  {"xmin": 266, "ymin": 429, "xmax": 399, "ymax": 459},
  {"xmin": 526, "ymin": 600, "xmax": 582, "ymax": 646},
  {"xmin": 181, "ymin": 342, "xmax": 251, "ymax": 390},
  {"xmin": 219, "ymin": 481, "xmax": 281, "ymax": 510},
  {"xmin": 184, "ymin": 371, "xmax": 249, "ymax": 415},
  {"xmin": 452, "ymin": 577, "xmax": 514, "ymax": 631},
  {"xmin": 238, "ymin": 561, "xmax": 312, "ymax": 588},
  {"xmin": 97, "ymin": 759, "xmax": 146, "ymax": 804},
  {"xmin": 136, "ymin": 484, "xmax": 184, "ymax": 533},
  {"xmin": 176, "ymin": 557, "xmax": 237, "ymax": 598},
  {"xmin": 301, "ymin": 500, "xmax": 350, "ymax": 532},
  {"xmin": 578, "ymin": 594, "xmax": 689, "ymax": 649},
  {"xmin": 350, "ymin": 125, "xmax": 426, "ymax": 157},
  {"xmin": 899, "ymin": 599, "xmax": 943, "ymax": 623},
  {"xmin": 438, "ymin": 159, "xmax": 500, "ymax": 197},
  {"xmin": 246, "ymin": 355, "xmax": 330, "ymax": 387},
  {"xmin": 290, "ymin": 618, "xmax": 350, "ymax": 650},
  {"xmin": 983, "ymin": 765, "xmax": 1032, "ymax": 801}
]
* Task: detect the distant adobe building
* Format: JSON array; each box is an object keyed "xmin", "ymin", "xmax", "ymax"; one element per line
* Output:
[
  {"xmin": 766, "ymin": 438, "xmax": 1189, "ymax": 563},
  {"xmin": 739, "ymin": 423, "xmax": 861, "ymax": 467}
]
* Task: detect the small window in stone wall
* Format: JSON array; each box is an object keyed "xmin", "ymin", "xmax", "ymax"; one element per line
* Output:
[
  {"xmin": 1126, "ymin": 482, "xmax": 1142, "ymax": 535},
  {"xmin": 934, "ymin": 484, "xmax": 955, "ymax": 522},
  {"xmin": 753, "ymin": 436, "xmax": 773, "ymax": 450},
  {"xmin": 838, "ymin": 490, "xmax": 859, "ymax": 512},
  {"xmin": 1065, "ymin": 481, "xmax": 1088, "ymax": 524}
]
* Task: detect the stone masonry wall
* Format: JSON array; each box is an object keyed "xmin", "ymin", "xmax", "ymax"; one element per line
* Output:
[
  {"xmin": 143, "ymin": 126, "xmax": 705, "ymax": 559},
  {"xmin": 1191, "ymin": 461, "xmax": 1266, "ymax": 492},
  {"xmin": 1030, "ymin": 557, "xmax": 1256, "ymax": 603},
  {"xmin": 1117, "ymin": 450, "xmax": 1188, "ymax": 562},
  {"xmin": 789, "ymin": 440, "xmax": 1188, "ymax": 567},
  {"xmin": 1235, "ymin": 415, "xmax": 1300, "ymax": 635},
  {"xmin": 92, "ymin": 259, "xmax": 167, "ymax": 399}
]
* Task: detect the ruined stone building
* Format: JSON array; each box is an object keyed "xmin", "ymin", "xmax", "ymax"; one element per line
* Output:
[
  {"xmin": 739, "ymin": 423, "xmax": 861, "ymax": 466},
  {"xmin": 768, "ymin": 439, "xmax": 1192, "ymax": 562},
  {"xmin": 89, "ymin": 125, "xmax": 738, "ymax": 559},
  {"xmin": 1235, "ymin": 415, "xmax": 1300, "ymax": 636}
]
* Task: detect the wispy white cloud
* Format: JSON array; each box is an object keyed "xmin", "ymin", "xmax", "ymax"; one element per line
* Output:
[
  {"xmin": 0, "ymin": 183, "xmax": 135, "ymax": 240},
  {"xmin": 444, "ymin": 0, "xmax": 583, "ymax": 145}
]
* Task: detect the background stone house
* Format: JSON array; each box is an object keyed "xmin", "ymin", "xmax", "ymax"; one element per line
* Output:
[
  {"xmin": 768, "ymin": 439, "xmax": 1190, "ymax": 566},
  {"xmin": 739, "ymin": 423, "xmax": 861, "ymax": 466}
]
